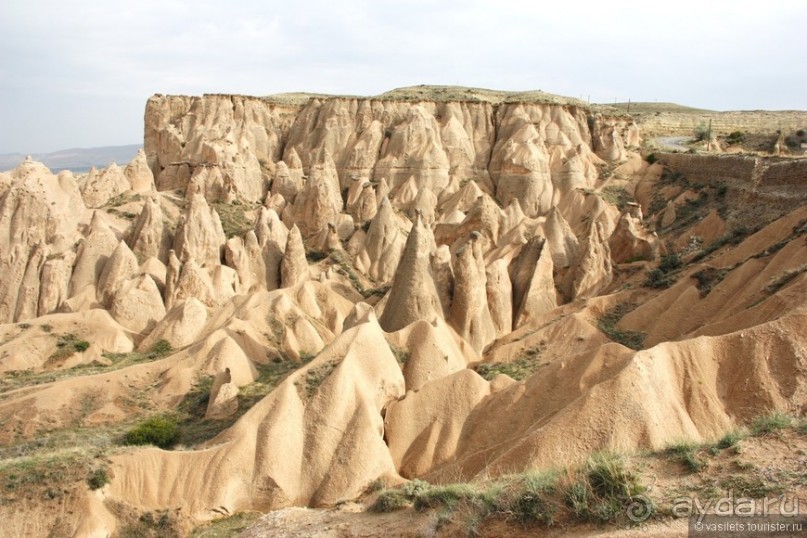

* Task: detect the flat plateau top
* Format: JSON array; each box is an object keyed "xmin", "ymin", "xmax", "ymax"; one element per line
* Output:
[{"xmin": 260, "ymin": 85, "xmax": 596, "ymax": 108}]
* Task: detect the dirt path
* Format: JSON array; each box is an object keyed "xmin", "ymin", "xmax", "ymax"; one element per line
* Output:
[{"xmin": 653, "ymin": 136, "xmax": 691, "ymax": 151}]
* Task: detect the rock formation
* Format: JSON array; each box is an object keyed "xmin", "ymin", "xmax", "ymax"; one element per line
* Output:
[{"xmin": 1, "ymin": 87, "xmax": 805, "ymax": 536}]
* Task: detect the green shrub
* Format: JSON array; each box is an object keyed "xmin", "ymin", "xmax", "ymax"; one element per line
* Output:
[
  {"xmin": 370, "ymin": 489, "xmax": 409, "ymax": 512},
  {"xmin": 717, "ymin": 431, "xmax": 744, "ymax": 449},
  {"xmin": 87, "ymin": 467, "xmax": 109, "ymax": 490},
  {"xmin": 665, "ymin": 442, "xmax": 705, "ymax": 473},
  {"xmin": 645, "ymin": 254, "xmax": 682, "ymax": 289},
  {"xmin": 147, "ymin": 340, "xmax": 173, "ymax": 359},
  {"xmin": 646, "ymin": 153, "xmax": 657, "ymax": 164},
  {"xmin": 123, "ymin": 416, "xmax": 179, "ymax": 449},
  {"xmin": 750, "ymin": 413, "xmax": 793, "ymax": 436},
  {"xmin": 726, "ymin": 131, "xmax": 745, "ymax": 145},
  {"xmin": 691, "ymin": 267, "xmax": 728, "ymax": 297},
  {"xmin": 597, "ymin": 304, "xmax": 645, "ymax": 350},
  {"xmin": 474, "ymin": 344, "xmax": 547, "ymax": 380},
  {"xmin": 73, "ymin": 340, "xmax": 90, "ymax": 352}
]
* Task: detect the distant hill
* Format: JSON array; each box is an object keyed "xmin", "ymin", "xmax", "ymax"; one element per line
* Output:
[{"xmin": 0, "ymin": 144, "xmax": 141, "ymax": 174}]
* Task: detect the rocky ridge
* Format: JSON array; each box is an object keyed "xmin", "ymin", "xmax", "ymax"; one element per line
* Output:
[{"xmin": 0, "ymin": 86, "xmax": 804, "ymax": 536}]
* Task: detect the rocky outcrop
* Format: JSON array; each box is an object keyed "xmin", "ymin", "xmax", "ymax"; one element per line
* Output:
[
  {"xmin": 172, "ymin": 193, "xmax": 226, "ymax": 268},
  {"xmin": 354, "ymin": 198, "xmax": 408, "ymax": 283},
  {"xmin": 97, "ymin": 240, "xmax": 140, "ymax": 306},
  {"xmin": 125, "ymin": 149, "xmax": 156, "ymax": 193},
  {"xmin": 81, "ymin": 163, "xmax": 130, "ymax": 208},
  {"xmin": 145, "ymin": 94, "xmax": 301, "ymax": 201},
  {"xmin": 448, "ymin": 239, "xmax": 496, "ymax": 352},
  {"xmin": 280, "ymin": 225, "xmax": 309, "ymax": 288},
  {"xmin": 609, "ymin": 207, "xmax": 660, "ymax": 263},
  {"xmin": 109, "ymin": 274, "xmax": 166, "ymax": 334},
  {"xmin": 571, "ymin": 220, "xmax": 613, "ymax": 299},
  {"xmin": 511, "ymin": 235, "xmax": 557, "ymax": 328},
  {"xmin": 379, "ymin": 214, "xmax": 442, "ymax": 332},
  {"xmin": 127, "ymin": 197, "xmax": 172, "ymax": 262}
]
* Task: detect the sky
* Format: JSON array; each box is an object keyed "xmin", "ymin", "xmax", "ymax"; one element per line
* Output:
[{"xmin": 1, "ymin": 0, "xmax": 805, "ymax": 154}]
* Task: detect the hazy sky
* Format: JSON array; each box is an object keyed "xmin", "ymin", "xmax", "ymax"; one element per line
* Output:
[{"xmin": 1, "ymin": 0, "xmax": 805, "ymax": 153}]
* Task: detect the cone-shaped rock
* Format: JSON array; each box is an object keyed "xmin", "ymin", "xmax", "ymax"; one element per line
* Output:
[
  {"xmin": 69, "ymin": 213, "xmax": 119, "ymax": 297},
  {"xmin": 379, "ymin": 213, "xmax": 442, "ymax": 332},
  {"xmin": 354, "ymin": 198, "xmax": 407, "ymax": 283},
  {"xmin": 81, "ymin": 163, "xmax": 130, "ymax": 208},
  {"xmin": 571, "ymin": 221, "xmax": 613, "ymax": 299},
  {"xmin": 609, "ymin": 210, "xmax": 660, "ymax": 263},
  {"xmin": 449, "ymin": 239, "xmax": 496, "ymax": 352},
  {"xmin": 172, "ymin": 192, "xmax": 226, "ymax": 268},
  {"xmin": 280, "ymin": 225, "xmax": 309, "ymax": 288},
  {"xmin": 512, "ymin": 235, "xmax": 557, "ymax": 328},
  {"xmin": 97, "ymin": 240, "xmax": 140, "ymax": 306},
  {"xmin": 110, "ymin": 275, "xmax": 166, "ymax": 334},
  {"xmin": 125, "ymin": 149, "xmax": 156, "ymax": 193},
  {"xmin": 544, "ymin": 207, "xmax": 579, "ymax": 268},
  {"xmin": 127, "ymin": 197, "xmax": 171, "ymax": 262},
  {"xmin": 485, "ymin": 258, "xmax": 513, "ymax": 337}
]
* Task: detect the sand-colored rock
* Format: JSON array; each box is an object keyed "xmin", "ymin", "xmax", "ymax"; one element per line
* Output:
[
  {"xmin": 81, "ymin": 163, "xmax": 130, "ymax": 208},
  {"xmin": 69, "ymin": 213, "xmax": 120, "ymax": 298},
  {"xmin": 280, "ymin": 225, "xmax": 309, "ymax": 288},
  {"xmin": 448, "ymin": 240, "xmax": 496, "ymax": 352},
  {"xmin": 97, "ymin": 240, "xmax": 140, "ymax": 306},
  {"xmin": 661, "ymin": 200, "xmax": 677, "ymax": 227},
  {"xmin": 173, "ymin": 193, "xmax": 227, "ymax": 268},
  {"xmin": 38, "ymin": 251, "xmax": 74, "ymax": 316},
  {"xmin": 139, "ymin": 298, "xmax": 208, "ymax": 351},
  {"xmin": 4, "ymin": 90, "xmax": 807, "ymax": 536},
  {"xmin": 110, "ymin": 274, "xmax": 167, "ymax": 334},
  {"xmin": 127, "ymin": 196, "xmax": 172, "ymax": 262},
  {"xmin": 571, "ymin": 221, "xmax": 613, "ymax": 299},
  {"xmin": 378, "ymin": 214, "xmax": 442, "ymax": 332},
  {"xmin": 125, "ymin": 149, "xmax": 156, "ymax": 193},
  {"xmin": 543, "ymin": 206, "xmax": 579, "ymax": 268},
  {"xmin": 511, "ymin": 235, "xmax": 557, "ymax": 328},
  {"xmin": 609, "ymin": 209, "xmax": 660, "ymax": 263},
  {"xmin": 354, "ymin": 198, "xmax": 408, "ymax": 283}
]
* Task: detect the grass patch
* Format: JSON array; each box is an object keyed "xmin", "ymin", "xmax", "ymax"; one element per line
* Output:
[
  {"xmin": 44, "ymin": 333, "xmax": 91, "ymax": 367},
  {"xmin": 175, "ymin": 357, "xmax": 316, "ymax": 448},
  {"xmin": 718, "ymin": 476, "xmax": 786, "ymax": 499},
  {"xmin": 474, "ymin": 344, "xmax": 547, "ymax": 381},
  {"xmin": 123, "ymin": 416, "xmax": 179, "ymax": 449},
  {"xmin": 750, "ymin": 413, "xmax": 793, "ymax": 436},
  {"xmin": 597, "ymin": 304, "xmax": 645, "ymax": 350},
  {"xmin": 299, "ymin": 360, "xmax": 339, "ymax": 398},
  {"xmin": 390, "ymin": 345, "xmax": 411, "ymax": 366},
  {"xmin": 117, "ymin": 509, "xmax": 181, "ymax": 538},
  {"xmin": 191, "ymin": 512, "xmax": 261, "ymax": 537},
  {"xmin": 370, "ymin": 453, "xmax": 650, "ymax": 528},
  {"xmin": 716, "ymin": 431, "xmax": 744, "ymax": 450},
  {"xmin": 0, "ymin": 340, "xmax": 174, "ymax": 397},
  {"xmin": 212, "ymin": 201, "xmax": 257, "ymax": 239},
  {"xmin": 691, "ymin": 227, "xmax": 753, "ymax": 262},
  {"xmin": 600, "ymin": 186, "xmax": 634, "ymax": 211},
  {"xmin": 87, "ymin": 467, "xmax": 110, "ymax": 490},
  {"xmin": 664, "ymin": 442, "xmax": 706, "ymax": 473},
  {"xmin": 645, "ymin": 253, "xmax": 682, "ymax": 289},
  {"xmin": 327, "ymin": 250, "xmax": 389, "ymax": 299},
  {"xmin": 691, "ymin": 267, "xmax": 729, "ymax": 297},
  {"xmin": 766, "ymin": 264, "xmax": 807, "ymax": 294}
]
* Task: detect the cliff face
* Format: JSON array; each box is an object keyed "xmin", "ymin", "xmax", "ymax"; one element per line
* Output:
[
  {"xmin": 630, "ymin": 110, "xmax": 807, "ymax": 138},
  {"xmin": 2, "ymin": 88, "xmax": 806, "ymax": 536},
  {"xmin": 145, "ymin": 94, "xmax": 634, "ymax": 218}
]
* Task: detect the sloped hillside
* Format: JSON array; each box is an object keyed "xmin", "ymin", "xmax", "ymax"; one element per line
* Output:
[{"xmin": 0, "ymin": 87, "xmax": 804, "ymax": 536}]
